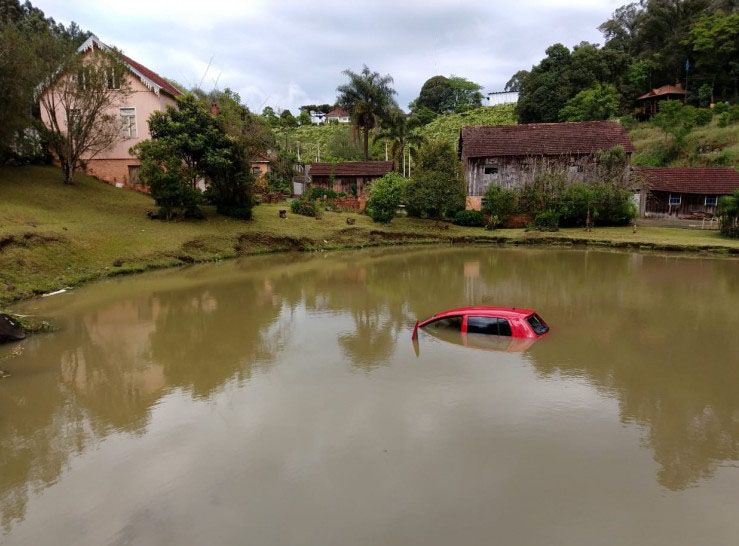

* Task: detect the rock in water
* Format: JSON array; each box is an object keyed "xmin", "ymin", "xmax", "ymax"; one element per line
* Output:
[{"xmin": 0, "ymin": 314, "xmax": 26, "ymax": 343}]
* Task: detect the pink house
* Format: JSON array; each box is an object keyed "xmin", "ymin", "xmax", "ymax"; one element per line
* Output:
[{"xmin": 40, "ymin": 35, "xmax": 182, "ymax": 188}]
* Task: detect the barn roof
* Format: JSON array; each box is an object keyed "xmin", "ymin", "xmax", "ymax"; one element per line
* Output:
[
  {"xmin": 636, "ymin": 84, "xmax": 686, "ymax": 101},
  {"xmin": 634, "ymin": 167, "xmax": 739, "ymax": 195},
  {"xmin": 309, "ymin": 161, "xmax": 394, "ymax": 177},
  {"xmin": 78, "ymin": 35, "xmax": 182, "ymax": 98},
  {"xmin": 460, "ymin": 121, "xmax": 634, "ymax": 158}
]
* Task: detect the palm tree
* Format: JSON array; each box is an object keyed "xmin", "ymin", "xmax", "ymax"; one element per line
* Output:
[
  {"xmin": 374, "ymin": 108, "xmax": 425, "ymax": 176},
  {"xmin": 336, "ymin": 65, "xmax": 397, "ymax": 160}
]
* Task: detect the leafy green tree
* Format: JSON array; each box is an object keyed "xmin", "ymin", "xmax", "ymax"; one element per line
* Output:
[
  {"xmin": 374, "ymin": 107, "xmax": 425, "ymax": 174},
  {"xmin": 336, "ymin": 65, "xmax": 397, "ymax": 159},
  {"xmin": 279, "ymin": 109, "xmax": 297, "ymax": 128},
  {"xmin": 133, "ymin": 94, "xmax": 252, "ymax": 220},
  {"xmin": 687, "ymin": 11, "xmax": 739, "ymax": 101},
  {"xmin": 404, "ymin": 141, "xmax": 465, "ymax": 220},
  {"xmin": 366, "ymin": 172, "xmax": 406, "ymax": 223},
  {"xmin": 410, "ymin": 75, "xmax": 483, "ymax": 115},
  {"xmin": 559, "ymin": 83, "xmax": 620, "ymax": 121},
  {"xmin": 717, "ymin": 189, "xmax": 739, "ymax": 238},
  {"xmin": 504, "ymin": 70, "xmax": 529, "ymax": 92},
  {"xmin": 482, "ymin": 185, "xmax": 516, "ymax": 226},
  {"xmin": 298, "ymin": 109, "xmax": 312, "ymax": 125},
  {"xmin": 516, "ymin": 44, "xmax": 574, "ymax": 123},
  {"xmin": 261, "ymin": 106, "xmax": 279, "ymax": 127}
]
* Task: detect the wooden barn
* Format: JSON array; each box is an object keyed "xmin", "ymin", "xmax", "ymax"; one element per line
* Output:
[
  {"xmin": 634, "ymin": 167, "xmax": 739, "ymax": 217},
  {"xmin": 308, "ymin": 161, "xmax": 394, "ymax": 196},
  {"xmin": 459, "ymin": 121, "xmax": 635, "ymax": 211}
]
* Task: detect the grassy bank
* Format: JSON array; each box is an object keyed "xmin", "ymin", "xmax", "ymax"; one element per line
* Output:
[{"xmin": 2, "ymin": 165, "xmax": 738, "ymax": 307}]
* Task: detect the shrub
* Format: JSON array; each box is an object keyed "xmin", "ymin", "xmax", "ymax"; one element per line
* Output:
[
  {"xmin": 694, "ymin": 108, "xmax": 713, "ymax": 127},
  {"xmin": 481, "ymin": 184, "xmax": 516, "ymax": 226},
  {"xmin": 532, "ymin": 210, "xmax": 560, "ymax": 231},
  {"xmin": 718, "ymin": 190, "xmax": 739, "ymax": 238},
  {"xmin": 366, "ymin": 172, "xmax": 405, "ymax": 223},
  {"xmin": 559, "ymin": 182, "xmax": 636, "ymax": 227},
  {"xmin": 716, "ymin": 106, "xmax": 739, "ymax": 128},
  {"xmin": 453, "ymin": 210, "xmax": 485, "ymax": 227},
  {"xmin": 405, "ymin": 141, "xmax": 466, "ymax": 219},
  {"xmin": 290, "ymin": 197, "xmax": 318, "ymax": 217},
  {"xmin": 307, "ymin": 186, "xmax": 344, "ymax": 200}
]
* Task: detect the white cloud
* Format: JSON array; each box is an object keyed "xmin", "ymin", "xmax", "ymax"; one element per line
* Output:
[{"xmin": 35, "ymin": 0, "xmax": 620, "ymax": 112}]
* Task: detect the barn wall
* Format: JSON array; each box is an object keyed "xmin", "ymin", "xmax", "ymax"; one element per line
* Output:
[{"xmin": 646, "ymin": 191, "xmax": 722, "ymax": 216}]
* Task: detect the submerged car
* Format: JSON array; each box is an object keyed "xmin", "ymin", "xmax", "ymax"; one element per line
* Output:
[{"xmin": 412, "ymin": 306, "xmax": 549, "ymax": 341}]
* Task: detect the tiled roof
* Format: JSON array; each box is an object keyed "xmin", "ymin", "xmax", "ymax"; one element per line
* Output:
[
  {"xmin": 634, "ymin": 167, "xmax": 739, "ymax": 195},
  {"xmin": 78, "ymin": 36, "xmax": 182, "ymax": 98},
  {"xmin": 326, "ymin": 107, "xmax": 349, "ymax": 118},
  {"xmin": 636, "ymin": 84, "xmax": 686, "ymax": 101},
  {"xmin": 461, "ymin": 121, "xmax": 634, "ymax": 158},
  {"xmin": 121, "ymin": 54, "xmax": 182, "ymax": 98},
  {"xmin": 309, "ymin": 161, "xmax": 394, "ymax": 177}
]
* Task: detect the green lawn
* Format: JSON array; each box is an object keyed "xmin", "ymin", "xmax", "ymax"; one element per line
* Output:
[{"xmin": 1, "ymin": 165, "xmax": 737, "ymax": 306}]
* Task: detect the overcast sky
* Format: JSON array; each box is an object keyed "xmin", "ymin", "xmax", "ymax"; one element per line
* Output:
[{"xmin": 35, "ymin": 0, "xmax": 622, "ymax": 113}]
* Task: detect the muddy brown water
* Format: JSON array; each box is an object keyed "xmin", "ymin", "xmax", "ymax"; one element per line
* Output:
[{"xmin": 1, "ymin": 247, "xmax": 738, "ymax": 545}]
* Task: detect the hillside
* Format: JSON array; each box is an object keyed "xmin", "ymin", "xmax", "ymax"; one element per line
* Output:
[
  {"xmin": 629, "ymin": 118, "xmax": 739, "ymax": 169},
  {"xmin": 276, "ymin": 104, "xmax": 517, "ymax": 161}
]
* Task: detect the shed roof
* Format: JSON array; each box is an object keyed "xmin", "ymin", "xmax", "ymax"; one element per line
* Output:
[
  {"xmin": 636, "ymin": 84, "xmax": 686, "ymax": 101},
  {"xmin": 460, "ymin": 121, "xmax": 634, "ymax": 158},
  {"xmin": 309, "ymin": 161, "xmax": 394, "ymax": 177},
  {"xmin": 634, "ymin": 167, "xmax": 739, "ymax": 195}
]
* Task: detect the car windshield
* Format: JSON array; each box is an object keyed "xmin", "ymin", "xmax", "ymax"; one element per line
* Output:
[{"xmin": 526, "ymin": 314, "xmax": 549, "ymax": 335}]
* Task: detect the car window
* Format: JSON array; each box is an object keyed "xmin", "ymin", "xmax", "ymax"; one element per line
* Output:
[
  {"xmin": 526, "ymin": 314, "xmax": 549, "ymax": 335},
  {"xmin": 467, "ymin": 316, "xmax": 499, "ymax": 335},
  {"xmin": 467, "ymin": 317, "xmax": 512, "ymax": 336},
  {"xmin": 427, "ymin": 316, "xmax": 463, "ymax": 331}
]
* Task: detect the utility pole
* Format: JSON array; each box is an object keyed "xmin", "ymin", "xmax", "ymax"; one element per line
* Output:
[
  {"xmin": 385, "ymin": 141, "xmax": 388, "ymax": 161},
  {"xmin": 402, "ymin": 147, "xmax": 406, "ymax": 177},
  {"xmin": 296, "ymin": 142, "xmax": 301, "ymax": 162},
  {"xmin": 408, "ymin": 149, "xmax": 411, "ymax": 178}
]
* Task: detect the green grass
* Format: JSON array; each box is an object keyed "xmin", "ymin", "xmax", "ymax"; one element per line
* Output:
[
  {"xmin": 418, "ymin": 104, "xmax": 516, "ymax": 147},
  {"xmin": 1, "ymin": 165, "xmax": 738, "ymax": 307},
  {"xmin": 630, "ymin": 117, "xmax": 739, "ymax": 167}
]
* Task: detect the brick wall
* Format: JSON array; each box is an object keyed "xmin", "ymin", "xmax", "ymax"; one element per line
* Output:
[{"xmin": 85, "ymin": 159, "xmax": 149, "ymax": 193}]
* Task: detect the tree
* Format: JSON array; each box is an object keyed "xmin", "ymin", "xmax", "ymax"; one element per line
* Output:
[
  {"xmin": 336, "ymin": 65, "xmax": 397, "ymax": 159},
  {"xmin": 133, "ymin": 94, "xmax": 252, "ymax": 220},
  {"xmin": 374, "ymin": 107, "xmax": 425, "ymax": 175},
  {"xmin": 559, "ymin": 83, "xmax": 620, "ymax": 121},
  {"xmin": 298, "ymin": 109, "xmax": 312, "ymax": 126},
  {"xmin": 404, "ymin": 141, "xmax": 465, "ymax": 220},
  {"xmin": 504, "ymin": 70, "xmax": 529, "ymax": 92},
  {"xmin": 717, "ymin": 189, "xmax": 739, "ymax": 238},
  {"xmin": 261, "ymin": 106, "xmax": 279, "ymax": 127},
  {"xmin": 410, "ymin": 75, "xmax": 483, "ymax": 115},
  {"xmin": 687, "ymin": 11, "xmax": 739, "ymax": 101},
  {"xmin": 38, "ymin": 40, "xmax": 132, "ymax": 184},
  {"xmin": 366, "ymin": 172, "xmax": 406, "ymax": 223},
  {"xmin": 515, "ymin": 43, "xmax": 574, "ymax": 123}
]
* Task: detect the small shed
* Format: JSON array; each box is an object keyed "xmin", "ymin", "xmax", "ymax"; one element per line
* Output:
[
  {"xmin": 634, "ymin": 167, "xmax": 739, "ymax": 217},
  {"xmin": 308, "ymin": 161, "xmax": 394, "ymax": 197},
  {"xmin": 635, "ymin": 84, "xmax": 686, "ymax": 119}
]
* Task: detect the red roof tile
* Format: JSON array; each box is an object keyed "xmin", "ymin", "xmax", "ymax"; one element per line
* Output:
[
  {"xmin": 309, "ymin": 161, "xmax": 394, "ymax": 177},
  {"xmin": 121, "ymin": 54, "xmax": 182, "ymax": 98},
  {"xmin": 634, "ymin": 167, "xmax": 739, "ymax": 194},
  {"xmin": 636, "ymin": 84, "xmax": 686, "ymax": 101},
  {"xmin": 326, "ymin": 107, "xmax": 349, "ymax": 118},
  {"xmin": 461, "ymin": 121, "xmax": 634, "ymax": 158}
]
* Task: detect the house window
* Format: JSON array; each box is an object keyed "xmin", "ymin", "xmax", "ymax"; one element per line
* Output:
[
  {"xmin": 128, "ymin": 165, "xmax": 141, "ymax": 185},
  {"xmin": 704, "ymin": 196, "xmax": 718, "ymax": 207},
  {"xmin": 669, "ymin": 194, "xmax": 682, "ymax": 206},
  {"xmin": 120, "ymin": 108, "xmax": 137, "ymax": 138},
  {"xmin": 251, "ymin": 166, "xmax": 262, "ymax": 175},
  {"xmin": 484, "ymin": 166, "xmax": 498, "ymax": 175}
]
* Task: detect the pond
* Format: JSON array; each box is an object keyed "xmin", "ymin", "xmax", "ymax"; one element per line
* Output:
[{"xmin": 1, "ymin": 246, "xmax": 738, "ymax": 545}]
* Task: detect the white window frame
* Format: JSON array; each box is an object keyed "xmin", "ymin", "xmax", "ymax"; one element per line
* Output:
[
  {"xmin": 704, "ymin": 196, "xmax": 718, "ymax": 207},
  {"xmin": 120, "ymin": 107, "xmax": 137, "ymax": 139},
  {"xmin": 669, "ymin": 194, "xmax": 682, "ymax": 206}
]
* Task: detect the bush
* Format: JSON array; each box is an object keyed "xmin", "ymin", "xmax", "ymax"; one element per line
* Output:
[
  {"xmin": 532, "ymin": 210, "xmax": 560, "ymax": 231},
  {"xmin": 693, "ymin": 108, "xmax": 713, "ymax": 127},
  {"xmin": 559, "ymin": 182, "xmax": 636, "ymax": 227},
  {"xmin": 453, "ymin": 210, "xmax": 485, "ymax": 227},
  {"xmin": 716, "ymin": 105, "xmax": 739, "ymax": 128},
  {"xmin": 405, "ymin": 141, "xmax": 466, "ymax": 219},
  {"xmin": 366, "ymin": 172, "xmax": 405, "ymax": 223},
  {"xmin": 718, "ymin": 191, "xmax": 739, "ymax": 238},
  {"xmin": 307, "ymin": 186, "xmax": 345, "ymax": 200},
  {"xmin": 481, "ymin": 184, "xmax": 516, "ymax": 226},
  {"xmin": 290, "ymin": 198, "xmax": 318, "ymax": 217}
]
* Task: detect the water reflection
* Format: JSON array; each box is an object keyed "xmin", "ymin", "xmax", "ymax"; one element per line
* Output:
[{"xmin": 1, "ymin": 247, "xmax": 738, "ymax": 538}]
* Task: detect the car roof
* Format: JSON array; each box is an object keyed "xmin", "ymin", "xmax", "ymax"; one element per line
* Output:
[{"xmin": 428, "ymin": 306, "xmax": 536, "ymax": 320}]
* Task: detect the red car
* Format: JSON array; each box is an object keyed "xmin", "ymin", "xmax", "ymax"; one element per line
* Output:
[{"xmin": 412, "ymin": 306, "xmax": 549, "ymax": 340}]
